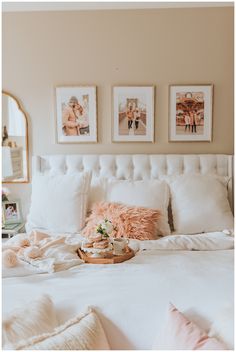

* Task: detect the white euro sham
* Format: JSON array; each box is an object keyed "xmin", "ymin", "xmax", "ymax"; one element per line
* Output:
[
  {"xmin": 26, "ymin": 172, "xmax": 91, "ymax": 234},
  {"xmin": 106, "ymin": 179, "xmax": 171, "ymax": 235},
  {"xmin": 168, "ymin": 175, "xmax": 233, "ymax": 235}
]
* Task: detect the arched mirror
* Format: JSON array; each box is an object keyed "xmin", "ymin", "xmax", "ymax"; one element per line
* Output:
[{"xmin": 2, "ymin": 91, "xmax": 29, "ymax": 183}]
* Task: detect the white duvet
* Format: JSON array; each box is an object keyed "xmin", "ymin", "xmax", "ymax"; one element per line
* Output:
[{"xmin": 2, "ymin": 231, "xmax": 234, "ymax": 350}]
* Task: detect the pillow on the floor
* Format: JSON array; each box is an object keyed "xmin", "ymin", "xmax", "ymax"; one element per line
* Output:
[
  {"xmin": 106, "ymin": 179, "xmax": 170, "ymax": 236},
  {"xmin": 2, "ymin": 295, "xmax": 58, "ymax": 347},
  {"xmin": 6, "ymin": 308, "xmax": 110, "ymax": 350},
  {"xmin": 82, "ymin": 201, "xmax": 162, "ymax": 240},
  {"xmin": 152, "ymin": 303, "xmax": 227, "ymax": 350},
  {"xmin": 168, "ymin": 174, "xmax": 233, "ymax": 234},
  {"xmin": 26, "ymin": 172, "xmax": 91, "ymax": 234}
]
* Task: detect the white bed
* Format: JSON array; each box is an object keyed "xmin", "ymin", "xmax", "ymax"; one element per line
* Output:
[{"xmin": 2, "ymin": 154, "xmax": 234, "ymax": 350}]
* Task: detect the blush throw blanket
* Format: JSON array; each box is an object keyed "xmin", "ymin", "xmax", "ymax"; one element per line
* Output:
[{"xmin": 2, "ymin": 232, "xmax": 83, "ymax": 275}]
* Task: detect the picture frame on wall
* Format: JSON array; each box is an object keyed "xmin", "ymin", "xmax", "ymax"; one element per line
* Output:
[
  {"xmin": 112, "ymin": 86, "xmax": 155, "ymax": 142},
  {"xmin": 55, "ymin": 86, "xmax": 97, "ymax": 143},
  {"xmin": 169, "ymin": 84, "xmax": 213, "ymax": 142},
  {"xmin": 2, "ymin": 200, "xmax": 22, "ymax": 225}
]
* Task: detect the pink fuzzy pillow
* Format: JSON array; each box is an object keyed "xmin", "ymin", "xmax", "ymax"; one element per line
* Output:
[{"xmin": 82, "ymin": 202, "xmax": 162, "ymax": 240}]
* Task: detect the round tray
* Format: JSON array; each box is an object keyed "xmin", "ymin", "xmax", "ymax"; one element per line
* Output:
[{"xmin": 78, "ymin": 246, "xmax": 135, "ymax": 264}]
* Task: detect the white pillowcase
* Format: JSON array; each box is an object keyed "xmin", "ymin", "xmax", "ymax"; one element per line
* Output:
[
  {"xmin": 88, "ymin": 176, "xmax": 108, "ymax": 210},
  {"xmin": 2, "ymin": 295, "xmax": 58, "ymax": 347},
  {"xmin": 26, "ymin": 172, "xmax": 91, "ymax": 234},
  {"xmin": 106, "ymin": 179, "xmax": 171, "ymax": 236},
  {"xmin": 6, "ymin": 308, "xmax": 110, "ymax": 350},
  {"xmin": 168, "ymin": 175, "xmax": 233, "ymax": 235}
]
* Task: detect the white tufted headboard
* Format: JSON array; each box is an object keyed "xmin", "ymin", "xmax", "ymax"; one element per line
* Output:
[{"xmin": 33, "ymin": 154, "xmax": 233, "ymax": 210}]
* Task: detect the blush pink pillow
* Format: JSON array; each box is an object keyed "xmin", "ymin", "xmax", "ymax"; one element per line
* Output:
[
  {"xmin": 153, "ymin": 303, "xmax": 227, "ymax": 350},
  {"xmin": 82, "ymin": 202, "xmax": 162, "ymax": 240}
]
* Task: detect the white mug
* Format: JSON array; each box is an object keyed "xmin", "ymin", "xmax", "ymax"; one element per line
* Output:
[{"xmin": 112, "ymin": 238, "xmax": 129, "ymax": 255}]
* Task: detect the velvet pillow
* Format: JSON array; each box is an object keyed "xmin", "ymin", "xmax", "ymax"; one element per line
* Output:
[
  {"xmin": 152, "ymin": 303, "xmax": 227, "ymax": 350},
  {"xmin": 82, "ymin": 202, "xmax": 162, "ymax": 240}
]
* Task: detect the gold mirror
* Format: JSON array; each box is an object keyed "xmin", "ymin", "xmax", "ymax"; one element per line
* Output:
[{"xmin": 2, "ymin": 91, "xmax": 29, "ymax": 183}]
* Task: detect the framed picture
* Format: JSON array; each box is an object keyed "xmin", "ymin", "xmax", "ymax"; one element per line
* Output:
[
  {"xmin": 55, "ymin": 86, "xmax": 97, "ymax": 143},
  {"xmin": 169, "ymin": 84, "xmax": 213, "ymax": 142},
  {"xmin": 112, "ymin": 86, "xmax": 155, "ymax": 142},
  {"xmin": 2, "ymin": 200, "xmax": 22, "ymax": 225}
]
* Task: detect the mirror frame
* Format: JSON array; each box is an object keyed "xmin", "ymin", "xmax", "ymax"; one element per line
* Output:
[{"xmin": 2, "ymin": 90, "xmax": 30, "ymax": 184}]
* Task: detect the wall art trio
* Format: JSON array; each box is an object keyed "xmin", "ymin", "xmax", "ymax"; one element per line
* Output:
[{"xmin": 55, "ymin": 84, "xmax": 213, "ymax": 144}]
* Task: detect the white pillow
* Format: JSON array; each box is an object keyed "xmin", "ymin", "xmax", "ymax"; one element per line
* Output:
[
  {"xmin": 106, "ymin": 179, "xmax": 171, "ymax": 236},
  {"xmin": 2, "ymin": 294, "xmax": 58, "ymax": 347},
  {"xmin": 26, "ymin": 172, "xmax": 91, "ymax": 234},
  {"xmin": 88, "ymin": 176, "xmax": 108, "ymax": 210},
  {"xmin": 6, "ymin": 308, "xmax": 110, "ymax": 350},
  {"xmin": 168, "ymin": 175, "xmax": 233, "ymax": 235}
]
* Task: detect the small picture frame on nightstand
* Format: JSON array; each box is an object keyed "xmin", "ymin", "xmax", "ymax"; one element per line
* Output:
[{"xmin": 2, "ymin": 200, "xmax": 22, "ymax": 225}]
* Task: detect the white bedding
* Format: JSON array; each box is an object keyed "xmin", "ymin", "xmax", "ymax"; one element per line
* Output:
[{"xmin": 2, "ymin": 232, "xmax": 234, "ymax": 350}]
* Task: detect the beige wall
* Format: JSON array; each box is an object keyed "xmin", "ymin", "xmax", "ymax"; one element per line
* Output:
[
  {"xmin": 2, "ymin": 7, "xmax": 234, "ymax": 218},
  {"xmin": 2, "ymin": 95, "xmax": 9, "ymax": 128}
]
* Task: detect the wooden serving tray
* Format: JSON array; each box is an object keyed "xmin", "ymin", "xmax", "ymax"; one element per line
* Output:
[{"xmin": 78, "ymin": 246, "xmax": 135, "ymax": 264}]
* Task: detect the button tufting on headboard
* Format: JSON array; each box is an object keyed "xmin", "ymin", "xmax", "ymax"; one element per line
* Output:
[{"xmin": 33, "ymin": 154, "xmax": 233, "ymax": 210}]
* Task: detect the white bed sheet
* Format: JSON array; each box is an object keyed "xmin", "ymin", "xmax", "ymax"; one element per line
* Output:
[{"xmin": 2, "ymin": 233, "xmax": 234, "ymax": 350}]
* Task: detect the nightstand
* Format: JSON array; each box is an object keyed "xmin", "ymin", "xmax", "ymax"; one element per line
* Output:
[{"xmin": 2, "ymin": 222, "xmax": 25, "ymax": 239}]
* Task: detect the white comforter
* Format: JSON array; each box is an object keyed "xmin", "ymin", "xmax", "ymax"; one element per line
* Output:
[{"xmin": 2, "ymin": 231, "xmax": 234, "ymax": 350}]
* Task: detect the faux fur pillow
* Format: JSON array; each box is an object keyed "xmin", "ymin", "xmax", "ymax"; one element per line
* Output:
[
  {"xmin": 2, "ymin": 294, "xmax": 58, "ymax": 348},
  {"xmin": 6, "ymin": 308, "xmax": 110, "ymax": 350},
  {"xmin": 82, "ymin": 202, "xmax": 162, "ymax": 240}
]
